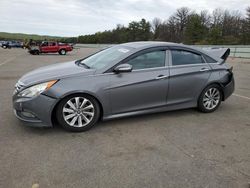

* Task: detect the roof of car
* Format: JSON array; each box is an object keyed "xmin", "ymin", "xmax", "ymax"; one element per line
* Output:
[
  {"xmin": 121, "ymin": 41, "xmax": 215, "ymax": 57},
  {"xmin": 121, "ymin": 41, "xmax": 185, "ymax": 49}
]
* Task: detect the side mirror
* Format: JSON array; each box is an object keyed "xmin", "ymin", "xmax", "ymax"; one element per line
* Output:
[{"xmin": 114, "ymin": 64, "xmax": 132, "ymax": 73}]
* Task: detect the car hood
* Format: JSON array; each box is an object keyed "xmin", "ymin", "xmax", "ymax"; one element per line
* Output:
[{"xmin": 19, "ymin": 61, "xmax": 95, "ymax": 86}]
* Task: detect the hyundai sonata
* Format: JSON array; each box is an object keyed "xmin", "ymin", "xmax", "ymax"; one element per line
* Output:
[{"xmin": 13, "ymin": 42, "xmax": 234, "ymax": 132}]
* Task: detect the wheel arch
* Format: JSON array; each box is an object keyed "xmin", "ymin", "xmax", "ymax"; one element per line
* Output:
[
  {"xmin": 59, "ymin": 48, "xmax": 66, "ymax": 53},
  {"xmin": 51, "ymin": 92, "xmax": 104, "ymax": 126},
  {"xmin": 199, "ymin": 82, "xmax": 225, "ymax": 102}
]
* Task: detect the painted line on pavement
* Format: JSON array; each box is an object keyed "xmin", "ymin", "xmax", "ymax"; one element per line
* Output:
[
  {"xmin": 0, "ymin": 57, "xmax": 17, "ymax": 67},
  {"xmin": 233, "ymin": 93, "xmax": 250, "ymax": 100}
]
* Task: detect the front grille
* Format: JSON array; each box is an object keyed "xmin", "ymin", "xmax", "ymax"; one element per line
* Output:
[{"xmin": 14, "ymin": 81, "xmax": 25, "ymax": 95}]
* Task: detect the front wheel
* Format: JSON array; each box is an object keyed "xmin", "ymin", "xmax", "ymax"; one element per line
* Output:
[
  {"xmin": 56, "ymin": 94, "xmax": 100, "ymax": 132},
  {"xmin": 34, "ymin": 50, "xmax": 40, "ymax": 55},
  {"xmin": 198, "ymin": 84, "xmax": 222, "ymax": 113}
]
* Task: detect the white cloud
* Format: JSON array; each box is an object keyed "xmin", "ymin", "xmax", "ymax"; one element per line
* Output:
[{"xmin": 0, "ymin": 0, "xmax": 249, "ymax": 36}]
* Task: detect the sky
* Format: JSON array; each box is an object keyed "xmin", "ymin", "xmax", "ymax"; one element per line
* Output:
[{"xmin": 0, "ymin": 0, "xmax": 248, "ymax": 37}]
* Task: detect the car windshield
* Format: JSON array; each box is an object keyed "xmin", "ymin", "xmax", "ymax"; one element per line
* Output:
[{"xmin": 78, "ymin": 46, "xmax": 132, "ymax": 69}]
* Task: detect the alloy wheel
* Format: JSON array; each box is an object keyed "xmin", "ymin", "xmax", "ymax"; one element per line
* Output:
[
  {"xmin": 62, "ymin": 97, "xmax": 95, "ymax": 127},
  {"xmin": 203, "ymin": 87, "xmax": 220, "ymax": 110}
]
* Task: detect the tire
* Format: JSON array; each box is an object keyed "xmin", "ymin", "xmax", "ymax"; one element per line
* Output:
[
  {"xmin": 59, "ymin": 49, "xmax": 66, "ymax": 55},
  {"xmin": 56, "ymin": 94, "xmax": 100, "ymax": 132},
  {"xmin": 2, "ymin": 45, "xmax": 7, "ymax": 49},
  {"xmin": 198, "ymin": 84, "xmax": 222, "ymax": 113},
  {"xmin": 34, "ymin": 50, "xmax": 39, "ymax": 55},
  {"xmin": 30, "ymin": 50, "xmax": 39, "ymax": 55}
]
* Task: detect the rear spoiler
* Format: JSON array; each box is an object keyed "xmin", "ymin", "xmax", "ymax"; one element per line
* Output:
[{"xmin": 202, "ymin": 47, "xmax": 230, "ymax": 61}]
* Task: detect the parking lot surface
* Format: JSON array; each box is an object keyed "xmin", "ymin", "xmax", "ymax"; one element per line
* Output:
[{"xmin": 0, "ymin": 48, "xmax": 249, "ymax": 188}]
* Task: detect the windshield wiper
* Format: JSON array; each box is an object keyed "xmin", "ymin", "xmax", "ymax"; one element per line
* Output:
[
  {"xmin": 81, "ymin": 62, "xmax": 91, "ymax": 69},
  {"xmin": 75, "ymin": 60, "xmax": 91, "ymax": 69}
]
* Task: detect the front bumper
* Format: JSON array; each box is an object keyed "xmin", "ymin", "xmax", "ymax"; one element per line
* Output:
[
  {"xmin": 13, "ymin": 94, "xmax": 57, "ymax": 127},
  {"xmin": 222, "ymin": 75, "xmax": 235, "ymax": 100}
]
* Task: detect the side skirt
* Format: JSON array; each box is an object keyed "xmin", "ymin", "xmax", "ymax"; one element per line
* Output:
[{"xmin": 102, "ymin": 101, "xmax": 196, "ymax": 121}]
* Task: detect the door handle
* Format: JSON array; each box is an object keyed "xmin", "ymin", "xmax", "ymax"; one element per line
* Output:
[
  {"xmin": 155, "ymin": 75, "xmax": 168, "ymax": 80},
  {"xmin": 200, "ymin": 67, "xmax": 210, "ymax": 72}
]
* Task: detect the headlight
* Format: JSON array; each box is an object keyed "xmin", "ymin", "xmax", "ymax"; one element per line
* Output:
[{"xmin": 18, "ymin": 80, "xmax": 58, "ymax": 98}]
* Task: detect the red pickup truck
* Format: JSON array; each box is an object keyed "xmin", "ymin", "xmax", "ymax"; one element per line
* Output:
[{"xmin": 29, "ymin": 41, "xmax": 73, "ymax": 55}]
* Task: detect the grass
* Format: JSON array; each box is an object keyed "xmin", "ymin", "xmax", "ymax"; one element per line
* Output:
[{"xmin": 0, "ymin": 32, "xmax": 65, "ymax": 41}]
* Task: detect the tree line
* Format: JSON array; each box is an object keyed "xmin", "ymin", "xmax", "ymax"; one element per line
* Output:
[{"xmin": 73, "ymin": 6, "xmax": 250, "ymax": 45}]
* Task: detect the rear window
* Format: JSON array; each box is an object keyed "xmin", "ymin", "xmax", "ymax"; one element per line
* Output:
[{"xmin": 171, "ymin": 50, "xmax": 204, "ymax": 66}]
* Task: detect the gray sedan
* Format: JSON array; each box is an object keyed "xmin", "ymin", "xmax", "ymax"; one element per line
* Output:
[{"xmin": 13, "ymin": 42, "xmax": 234, "ymax": 132}]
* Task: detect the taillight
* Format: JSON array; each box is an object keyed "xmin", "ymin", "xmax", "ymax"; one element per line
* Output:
[
  {"xmin": 227, "ymin": 66, "xmax": 233, "ymax": 73},
  {"xmin": 226, "ymin": 66, "xmax": 233, "ymax": 83}
]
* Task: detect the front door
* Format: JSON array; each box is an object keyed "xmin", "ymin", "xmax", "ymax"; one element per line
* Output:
[
  {"xmin": 40, "ymin": 42, "xmax": 49, "ymax": 52},
  {"xmin": 108, "ymin": 49, "xmax": 170, "ymax": 114}
]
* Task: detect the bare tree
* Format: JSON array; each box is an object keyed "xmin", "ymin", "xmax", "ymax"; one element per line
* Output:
[
  {"xmin": 241, "ymin": 7, "xmax": 250, "ymax": 44},
  {"xmin": 151, "ymin": 18, "xmax": 162, "ymax": 39},
  {"xmin": 173, "ymin": 7, "xmax": 191, "ymax": 41},
  {"xmin": 167, "ymin": 16, "xmax": 178, "ymax": 42},
  {"xmin": 212, "ymin": 8, "xmax": 224, "ymax": 26},
  {"xmin": 200, "ymin": 10, "xmax": 211, "ymax": 27},
  {"xmin": 247, "ymin": 7, "xmax": 250, "ymax": 20},
  {"xmin": 151, "ymin": 18, "xmax": 161, "ymax": 32}
]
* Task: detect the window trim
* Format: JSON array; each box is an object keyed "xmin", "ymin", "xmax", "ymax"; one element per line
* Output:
[{"xmin": 131, "ymin": 64, "xmax": 169, "ymax": 73}]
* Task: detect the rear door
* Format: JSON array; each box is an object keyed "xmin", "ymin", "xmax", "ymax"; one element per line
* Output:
[
  {"xmin": 167, "ymin": 48, "xmax": 211, "ymax": 105},
  {"xmin": 108, "ymin": 48, "xmax": 170, "ymax": 114}
]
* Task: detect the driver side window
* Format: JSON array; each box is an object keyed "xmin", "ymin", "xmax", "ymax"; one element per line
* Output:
[
  {"xmin": 41, "ymin": 42, "xmax": 48, "ymax": 47},
  {"xmin": 126, "ymin": 50, "xmax": 166, "ymax": 70}
]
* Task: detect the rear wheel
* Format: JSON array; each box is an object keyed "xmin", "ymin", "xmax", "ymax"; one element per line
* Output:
[
  {"xmin": 56, "ymin": 94, "xmax": 100, "ymax": 132},
  {"xmin": 30, "ymin": 50, "xmax": 39, "ymax": 55},
  {"xmin": 198, "ymin": 84, "xmax": 222, "ymax": 113},
  {"xmin": 59, "ymin": 49, "xmax": 66, "ymax": 55}
]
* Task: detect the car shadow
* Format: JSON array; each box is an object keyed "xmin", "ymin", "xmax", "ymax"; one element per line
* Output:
[
  {"xmin": 19, "ymin": 108, "xmax": 199, "ymax": 135},
  {"xmin": 97, "ymin": 108, "xmax": 197, "ymax": 129},
  {"xmin": 31, "ymin": 53, "xmax": 75, "ymax": 56}
]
